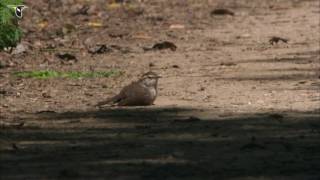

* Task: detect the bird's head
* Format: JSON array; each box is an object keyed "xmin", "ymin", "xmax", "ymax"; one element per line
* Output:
[{"xmin": 139, "ymin": 71, "xmax": 161, "ymax": 87}]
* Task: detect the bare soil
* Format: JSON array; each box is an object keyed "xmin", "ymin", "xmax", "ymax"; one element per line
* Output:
[{"xmin": 1, "ymin": 0, "xmax": 320, "ymax": 179}]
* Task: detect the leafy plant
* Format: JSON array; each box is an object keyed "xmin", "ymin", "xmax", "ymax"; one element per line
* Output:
[{"xmin": 0, "ymin": 0, "xmax": 23, "ymax": 49}]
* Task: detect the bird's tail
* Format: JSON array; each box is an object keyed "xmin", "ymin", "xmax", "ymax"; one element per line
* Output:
[{"xmin": 95, "ymin": 95, "xmax": 119, "ymax": 107}]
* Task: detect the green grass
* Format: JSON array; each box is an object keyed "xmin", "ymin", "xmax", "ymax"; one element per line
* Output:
[{"xmin": 14, "ymin": 70, "xmax": 122, "ymax": 79}]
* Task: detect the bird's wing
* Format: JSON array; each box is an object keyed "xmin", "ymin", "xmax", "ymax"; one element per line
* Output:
[
  {"xmin": 114, "ymin": 82, "xmax": 139, "ymax": 105},
  {"xmin": 117, "ymin": 82, "xmax": 150, "ymax": 106},
  {"xmin": 95, "ymin": 82, "xmax": 136, "ymax": 107}
]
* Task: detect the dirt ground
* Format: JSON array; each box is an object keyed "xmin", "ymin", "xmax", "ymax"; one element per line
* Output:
[{"xmin": 1, "ymin": 0, "xmax": 320, "ymax": 179}]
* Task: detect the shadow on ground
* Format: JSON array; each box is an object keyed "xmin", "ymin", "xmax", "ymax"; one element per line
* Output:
[{"xmin": 1, "ymin": 107, "xmax": 320, "ymax": 179}]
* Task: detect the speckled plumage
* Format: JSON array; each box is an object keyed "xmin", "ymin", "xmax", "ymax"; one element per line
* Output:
[{"xmin": 96, "ymin": 72, "xmax": 160, "ymax": 106}]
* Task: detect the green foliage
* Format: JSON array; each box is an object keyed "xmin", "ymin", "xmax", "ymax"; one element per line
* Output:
[
  {"xmin": 0, "ymin": 24, "xmax": 21, "ymax": 49},
  {"xmin": 14, "ymin": 70, "xmax": 122, "ymax": 79},
  {"xmin": 0, "ymin": 0, "xmax": 23, "ymax": 49}
]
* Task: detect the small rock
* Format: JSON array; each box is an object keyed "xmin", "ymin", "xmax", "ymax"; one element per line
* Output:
[{"xmin": 11, "ymin": 43, "xmax": 27, "ymax": 55}]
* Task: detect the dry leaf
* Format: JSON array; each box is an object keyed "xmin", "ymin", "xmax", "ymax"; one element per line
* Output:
[
  {"xmin": 38, "ymin": 20, "xmax": 48, "ymax": 29},
  {"xmin": 131, "ymin": 33, "xmax": 152, "ymax": 39},
  {"xmin": 87, "ymin": 22, "xmax": 103, "ymax": 27},
  {"xmin": 107, "ymin": 3, "xmax": 121, "ymax": 9},
  {"xmin": 169, "ymin": 24, "xmax": 185, "ymax": 29}
]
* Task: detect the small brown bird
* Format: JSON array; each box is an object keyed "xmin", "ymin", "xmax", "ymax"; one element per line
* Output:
[{"xmin": 96, "ymin": 71, "xmax": 161, "ymax": 107}]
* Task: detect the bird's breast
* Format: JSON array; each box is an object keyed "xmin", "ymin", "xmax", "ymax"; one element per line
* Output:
[{"xmin": 148, "ymin": 87, "xmax": 157, "ymax": 99}]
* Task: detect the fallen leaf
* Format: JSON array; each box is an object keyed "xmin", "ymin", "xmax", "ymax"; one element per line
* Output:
[
  {"xmin": 56, "ymin": 53, "xmax": 77, "ymax": 60},
  {"xmin": 107, "ymin": 3, "xmax": 122, "ymax": 10},
  {"xmin": 109, "ymin": 32, "xmax": 128, "ymax": 38},
  {"xmin": 149, "ymin": 63, "xmax": 155, "ymax": 67},
  {"xmin": 269, "ymin": 36, "xmax": 289, "ymax": 45},
  {"xmin": 72, "ymin": 4, "xmax": 90, "ymax": 15},
  {"xmin": 88, "ymin": 44, "xmax": 113, "ymax": 54},
  {"xmin": 36, "ymin": 110, "xmax": 57, "ymax": 114},
  {"xmin": 169, "ymin": 24, "xmax": 185, "ymax": 29},
  {"xmin": 211, "ymin": 9, "xmax": 235, "ymax": 16},
  {"xmin": 62, "ymin": 24, "xmax": 76, "ymax": 35},
  {"xmin": 42, "ymin": 92, "xmax": 52, "ymax": 98},
  {"xmin": 131, "ymin": 34, "xmax": 152, "ymax": 39},
  {"xmin": 56, "ymin": 53, "xmax": 77, "ymax": 64},
  {"xmin": 87, "ymin": 22, "xmax": 103, "ymax": 27},
  {"xmin": 220, "ymin": 62, "xmax": 237, "ymax": 66},
  {"xmin": 236, "ymin": 33, "xmax": 251, "ymax": 39},
  {"xmin": 38, "ymin": 20, "xmax": 48, "ymax": 29},
  {"xmin": 144, "ymin": 41, "xmax": 177, "ymax": 51},
  {"xmin": 110, "ymin": 45, "xmax": 131, "ymax": 53}
]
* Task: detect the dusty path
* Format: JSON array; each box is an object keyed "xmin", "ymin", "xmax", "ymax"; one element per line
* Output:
[{"xmin": 1, "ymin": 0, "xmax": 320, "ymax": 179}]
